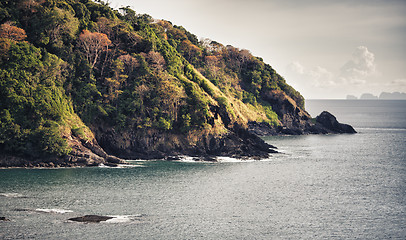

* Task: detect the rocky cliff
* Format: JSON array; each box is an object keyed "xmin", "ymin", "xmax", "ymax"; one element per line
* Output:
[{"xmin": 249, "ymin": 90, "xmax": 356, "ymax": 136}]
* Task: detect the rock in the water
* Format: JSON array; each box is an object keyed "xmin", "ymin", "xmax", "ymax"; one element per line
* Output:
[
  {"xmin": 316, "ymin": 111, "xmax": 356, "ymax": 133},
  {"xmin": 68, "ymin": 215, "xmax": 113, "ymax": 223},
  {"xmin": 165, "ymin": 156, "xmax": 181, "ymax": 161},
  {"xmin": 0, "ymin": 217, "xmax": 10, "ymax": 221}
]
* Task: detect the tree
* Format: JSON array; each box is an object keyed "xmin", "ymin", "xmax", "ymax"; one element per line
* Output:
[
  {"xmin": 46, "ymin": 8, "xmax": 79, "ymax": 49},
  {"xmin": 201, "ymin": 38, "xmax": 224, "ymax": 53},
  {"xmin": 117, "ymin": 54, "xmax": 139, "ymax": 74},
  {"xmin": 119, "ymin": 7, "xmax": 137, "ymax": 25},
  {"xmin": 0, "ymin": 22, "xmax": 27, "ymax": 41},
  {"xmin": 179, "ymin": 40, "xmax": 202, "ymax": 63},
  {"xmin": 78, "ymin": 29, "xmax": 111, "ymax": 68},
  {"xmin": 157, "ymin": 76, "xmax": 184, "ymax": 122},
  {"xmin": 19, "ymin": 0, "xmax": 44, "ymax": 11},
  {"xmin": 141, "ymin": 51, "xmax": 165, "ymax": 71},
  {"xmin": 104, "ymin": 59, "xmax": 127, "ymax": 102},
  {"xmin": 96, "ymin": 17, "xmax": 114, "ymax": 38},
  {"xmin": 205, "ymin": 55, "xmax": 219, "ymax": 80}
]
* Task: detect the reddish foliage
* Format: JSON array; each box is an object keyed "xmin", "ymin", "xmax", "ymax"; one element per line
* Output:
[
  {"xmin": 78, "ymin": 30, "xmax": 111, "ymax": 68},
  {"xmin": 0, "ymin": 23, "xmax": 27, "ymax": 41}
]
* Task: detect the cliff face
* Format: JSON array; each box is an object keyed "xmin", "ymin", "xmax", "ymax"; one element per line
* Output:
[
  {"xmin": 93, "ymin": 123, "xmax": 276, "ymax": 160},
  {"xmin": 262, "ymin": 90, "xmax": 311, "ymax": 132}
]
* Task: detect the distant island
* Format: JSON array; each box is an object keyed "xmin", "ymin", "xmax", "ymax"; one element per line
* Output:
[{"xmin": 346, "ymin": 92, "xmax": 406, "ymax": 100}]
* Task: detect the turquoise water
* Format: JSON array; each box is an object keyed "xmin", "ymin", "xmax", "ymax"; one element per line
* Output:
[{"xmin": 1, "ymin": 100, "xmax": 405, "ymax": 239}]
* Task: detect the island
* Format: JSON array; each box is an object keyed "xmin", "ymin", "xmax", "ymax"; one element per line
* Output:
[{"xmin": 346, "ymin": 92, "xmax": 406, "ymax": 100}]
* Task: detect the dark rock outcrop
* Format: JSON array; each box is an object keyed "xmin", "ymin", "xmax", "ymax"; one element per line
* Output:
[
  {"xmin": 248, "ymin": 91, "xmax": 356, "ymax": 136},
  {"xmin": 248, "ymin": 112, "xmax": 356, "ymax": 135},
  {"xmin": 68, "ymin": 215, "xmax": 113, "ymax": 223},
  {"xmin": 0, "ymin": 134, "xmax": 126, "ymax": 168},
  {"xmin": 0, "ymin": 217, "xmax": 10, "ymax": 221},
  {"xmin": 262, "ymin": 90, "xmax": 311, "ymax": 132},
  {"xmin": 93, "ymin": 122, "xmax": 277, "ymax": 160},
  {"xmin": 315, "ymin": 111, "xmax": 357, "ymax": 133}
]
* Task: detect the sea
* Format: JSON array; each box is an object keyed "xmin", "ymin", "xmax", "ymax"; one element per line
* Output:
[{"xmin": 1, "ymin": 100, "xmax": 405, "ymax": 239}]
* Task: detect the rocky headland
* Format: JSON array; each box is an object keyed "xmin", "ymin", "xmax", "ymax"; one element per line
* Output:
[{"xmin": 0, "ymin": 0, "xmax": 355, "ymax": 168}]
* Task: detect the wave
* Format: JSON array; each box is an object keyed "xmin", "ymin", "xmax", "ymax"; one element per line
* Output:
[
  {"xmin": 98, "ymin": 163, "xmax": 143, "ymax": 168},
  {"xmin": 176, "ymin": 156, "xmax": 267, "ymax": 163},
  {"xmin": 0, "ymin": 193, "xmax": 25, "ymax": 198},
  {"xmin": 123, "ymin": 159, "xmax": 148, "ymax": 162},
  {"xmin": 176, "ymin": 156, "xmax": 199, "ymax": 162},
  {"xmin": 104, "ymin": 215, "xmax": 143, "ymax": 223},
  {"xmin": 216, "ymin": 157, "xmax": 256, "ymax": 162},
  {"xmin": 34, "ymin": 208, "xmax": 73, "ymax": 214}
]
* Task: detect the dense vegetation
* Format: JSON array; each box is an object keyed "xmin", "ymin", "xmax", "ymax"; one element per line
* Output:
[{"xmin": 0, "ymin": 0, "xmax": 304, "ymax": 160}]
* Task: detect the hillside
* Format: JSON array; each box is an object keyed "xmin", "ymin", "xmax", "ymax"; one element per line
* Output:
[{"xmin": 0, "ymin": 0, "xmax": 325, "ymax": 167}]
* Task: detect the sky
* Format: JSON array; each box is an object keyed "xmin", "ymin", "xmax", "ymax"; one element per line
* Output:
[{"xmin": 107, "ymin": 0, "xmax": 406, "ymax": 99}]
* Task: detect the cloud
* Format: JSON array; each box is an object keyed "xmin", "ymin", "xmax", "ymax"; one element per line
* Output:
[
  {"xmin": 339, "ymin": 46, "xmax": 376, "ymax": 85},
  {"xmin": 284, "ymin": 46, "xmax": 379, "ymax": 98},
  {"xmin": 286, "ymin": 62, "xmax": 335, "ymax": 88},
  {"xmin": 391, "ymin": 78, "xmax": 406, "ymax": 86},
  {"xmin": 387, "ymin": 79, "xmax": 406, "ymax": 92},
  {"xmin": 287, "ymin": 46, "xmax": 378, "ymax": 88}
]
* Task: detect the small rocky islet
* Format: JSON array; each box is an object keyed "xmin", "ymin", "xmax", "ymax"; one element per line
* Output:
[{"xmin": 68, "ymin": 215, "xmax": 113, "ymax": 223}]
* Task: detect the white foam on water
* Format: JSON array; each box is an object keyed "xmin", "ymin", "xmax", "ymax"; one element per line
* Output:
[
  {"xmin": 0, "ymin": 193, "xmax": 24, "ymax": 198},
  {"xmin": 216, "ymin": 157, "xmax": 256, "ymax": 163},
  {"xmin": 177, "ymin": 156, "xmax": 198, "ymax": 162},
  {"xmin": 98, "ymin": 163, "xmax": 108, "ymax": 168},
  {"xmin": 104, "ymin": 215, "xmax": 142, "ymax": 223},
  {"xmin": 35, "ymin": 208, "xmax": 73, "ymax": 214},
  {"xmin": 116, "ymin": 164, "xmax": 143, "ymax": 168},
  {"xmin": 174, "ymin": 156, "xmax": 271, "ymax": 163},
  {"xmin": 98, "ymin": 163, "xmax": 143, "ymax": 168}
]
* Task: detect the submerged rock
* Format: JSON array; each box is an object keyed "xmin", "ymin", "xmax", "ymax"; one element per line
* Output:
[
  {"xmin": 0, "ymin": 217, "xmax": 10, "ymax": 221},
  {"xmin": 68, "ymin": 215, "xmax": 113, "ymax": 223},
  {"xmin": 316, "ymin": 111, "xmax": 357, "ymax": 134}
]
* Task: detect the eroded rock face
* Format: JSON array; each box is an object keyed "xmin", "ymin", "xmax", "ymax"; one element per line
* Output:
[
  {"xmin": 92, "ymin": 123, "xmax": 277, "ymax": 160},
  {"xmin": 0, "ymin": 134, "xmax": 126, "ymax": 168},
  {"xmin": 261, "ymin": 90, "xmax": 312, "ymax": 133}
]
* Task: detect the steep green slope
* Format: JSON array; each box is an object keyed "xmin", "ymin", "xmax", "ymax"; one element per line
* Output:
[{"xmin": 0, "ymin": 0, "xmax": 311, "ymax": 166}]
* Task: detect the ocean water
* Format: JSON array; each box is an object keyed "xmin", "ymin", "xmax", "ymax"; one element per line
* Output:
[{"xmin": 1, "ymin": 100, "xmax": 405, "ymax": 239}]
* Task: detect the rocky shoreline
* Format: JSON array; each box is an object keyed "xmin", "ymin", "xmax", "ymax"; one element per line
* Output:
[
  {"xmin": 0, "ymin": 135, "xmax": 126, "ymax": 168},
  {"xmin": 0, "ymin": 111, "xmax": 355, "ymax": 168},
  {"xmin": 0, "ymin": 124, "xmax": 278, "ymax": 168}
]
